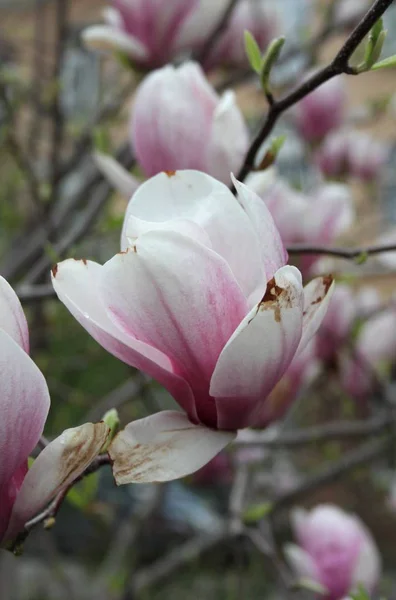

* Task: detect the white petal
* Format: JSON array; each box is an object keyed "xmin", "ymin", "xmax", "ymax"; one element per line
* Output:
[
  {"xmin": 82, "ymin": 25, "xmax": 148, "ymax": 59},
  {"xmin": 94, "ymin": 152, "xmax": 140, "ymax": 199},
  {"xmin": 206, "ymin": 91, "xmax": 249, "ymax": 184},
  {"xmin": 298, "ymin": 276, "xmax": 334, "ymax": 353},
  {"xmin": 0, "ymin": 276, "xmax": 29, "ymax": 352},
  {"xmin": 5, "ymin": 423, "xmax": 109, "ymax": 542},
  {"xmin": 284, "ymin": 543, "xmax": 322, "ymax": 583},
  {"xmin": 232, "ymin": 175, "xmax": 288, "ymax": 286},
  {"xmin": 120, "ymin": 169, "xmax": 264, "ymax": 300},
  {"xmin": 351, "ymin": 521, "xmax": 381, "ymax": 593},
  {"xmin": 210, "ymin": 266, "xmax": 304, "ymax": 430},
  {"xmin": 125, "ymin": 215, "xmax": 212, "ymax": 248},
  {"xmin": 108, "ymin": 410, "xmax": 235, "ymax": 483}
]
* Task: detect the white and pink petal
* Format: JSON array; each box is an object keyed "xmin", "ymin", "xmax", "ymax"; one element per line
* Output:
[{"xmin": 108, "ymin": 410, "xmax": 235, "ymax": 484}]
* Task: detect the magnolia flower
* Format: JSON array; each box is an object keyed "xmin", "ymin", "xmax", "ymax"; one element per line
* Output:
[
  {"xmin": 179, "ymin": 0, "xmax": 278, "ymax": 69},
  {"xmin": 293, "ymin": 76, "xmax": 346, "ymax": 143},
  {"xmin": 285, "ymin": 505, "xmax": 381, "ymax": 600},
  {"xmin": 52, "ymin": 170, "xmax": 333, "ymax": 484},
  {"xmin": 316, "ymin": 129, "xmax": 389, "ymax": 181},
  {"xmin": 96, "ymin": 62, "xmax": 249, "ymax": 192},
  {"xmin": 82, "ymin": 0, "xmax": 198, "ymax": 68},
  {"xmin": 0, "ymin": 277, "xmax": 109, "ymax": 544}
]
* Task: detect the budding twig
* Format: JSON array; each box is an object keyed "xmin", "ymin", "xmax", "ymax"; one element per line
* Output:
[{"xmin": 235, "ymin": 0, "xmax": 394, "ymax": 185}]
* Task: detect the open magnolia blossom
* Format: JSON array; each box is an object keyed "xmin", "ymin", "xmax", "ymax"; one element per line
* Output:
[
  {"xmin": 0, "ymin": 276, "xmax": 109, "ymax": 545},
  {"xmin": 284, "ymin": 505, "xmax": 381, "ymax": 600},
  {"xmin": 52, "ymin": 170, "xmax": 334, "ymax": 484},
  {"xmin": 82, "ymin": 0, "xmax": 198, "ymax": 68},
  {"xmin": 96, "ymin": 62, "xmax": 248, "ymax": 193}
]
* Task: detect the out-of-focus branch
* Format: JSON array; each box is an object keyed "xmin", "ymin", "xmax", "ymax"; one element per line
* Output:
[
  {"xmin": 236, "ymin": 0, "xmax": 394, "ymax": 184},
  {"xmin": 0, "ymin": 87, "xmax": 42, "ymax": 210},
  {"xmin": 195, "ymin": 0, "xmax": 239, "ymax": 64},
  {"xmin": 273, "ymin": 436, "xmax": 393, "ymax": 512},
  {"xmin": 286, "ymin": 241, "xmax": 396, "ymax": 260},
  {"xmin": 236, "ymin": 413, "xmax": 391, "ymax": 448},
  {"xmin": 49, "ymin": 0, "xmax": 69, "ymax": 202}
]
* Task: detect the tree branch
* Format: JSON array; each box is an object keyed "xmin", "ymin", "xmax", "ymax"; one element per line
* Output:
[{"xmin": 235, "ymin": 0, "xmax": 394, "ymax": 184}]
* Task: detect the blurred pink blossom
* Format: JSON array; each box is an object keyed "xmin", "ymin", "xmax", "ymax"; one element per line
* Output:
[
  {"xmin": 316, "ymin": 129, "xmax": 389, "ymax": 181},
  {"xmin": 0, "ymin": 277, "xmax": 109, "ymax": 544},
  {"xmin": 341, "ymin": 306, "xmax": 396, "ymax": 400},
  {"xmin": 52, "ymin": 170, "xmax": 334, "ymax": 484},
  {"xmin": 131, "ymin": 62, "xmax": 249, "ymax": 184},
  {"xmin": 293, "ymin": 76, "xmax": 346, "ymax": 143},
  {"xmin": 82, "ymin": 0, "xmax": 198, "ymax": 67},
  {"xmin": 285, "ymin": 505, "xmax": 381, "ymax": 600}
]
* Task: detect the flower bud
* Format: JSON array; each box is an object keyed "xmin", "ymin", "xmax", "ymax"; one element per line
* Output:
[
  {"xmin": 285, "ymin": 505, "xmax": 381, "ymax": 600},
  {"xmin": 131, "ymin": 62, "xmax": 249, "ymax": 184}
]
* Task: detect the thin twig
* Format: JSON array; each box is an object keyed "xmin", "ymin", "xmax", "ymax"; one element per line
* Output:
[
  {"xmin": 235, "ymin": 0, "xmax": 394, "ymax": 184},
  {"xmin": 235, "ymin": 413, "xmax": 391, "ymax": 448},
  {"xmin": 273, "ymin": 436, "xmax": 393, "ymax": 511},
  {"xmin": 286, "ymin": 241, "xmax": 396, "ymax": 260}
]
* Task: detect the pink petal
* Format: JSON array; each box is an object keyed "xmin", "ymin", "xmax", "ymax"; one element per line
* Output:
[
  {"xmin": 125, "ymin": 215, "xmax": 212, "ymax": 249},
  {"xmin": 0, "ymin": 331, "xmax": 50, "ymax": 491},
  {"xmin": 119, "ymin": 169, "xmax": 264, "ymax": 300},
  {"xmin": 210, "ymin": 266, "xmax": 304, "ymax": 430},
  {"xmin": 5, "ymin": 422, "xmax": 109, "ymax": 542},
  {"xmin": 351, "ymin": 521, "xmax": 381, "ymax": 593},
  {"xmin": 232, "ymin": 176, "xmax": 288, "ymax": 292},
  {"xmin": 131, "ymin": 64, "xmax": 214, "ymax": 176},
  {"xmin": 206, "ymin": 90, "xmax": 249, "ymax": 184},
  {"xmin": 108, "ymin": 410, "xmax": 235, "ymax": 483},
  {"xmin": 298, "ymin": 276, "xmax": 335, "ymax": 353},
  {"xmin": 94, "ymin": 152, "xmax": 140, "ymax": 199},
  {"xmin": 0, "ymin": 276, "xmax": 29, "ymax": 352},
  {"xmin": 51, "ymin": 259, "xmax": 198, "ymax": 421},
  {"xmin": 100, "ymin": 230, "xmax": 247, "ymax": 427},
  {"xmin": 82, "ymin": 25, "xmax": 148, "ymax": 59}
]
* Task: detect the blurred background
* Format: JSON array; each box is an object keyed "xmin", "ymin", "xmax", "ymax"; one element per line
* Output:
[{"xmin": 2, "ymin": 0, "xmax": 396, "ymax": 598}]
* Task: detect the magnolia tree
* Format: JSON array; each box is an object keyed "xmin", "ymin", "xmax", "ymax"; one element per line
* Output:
[{"xmin": 2, "ymin": 0, "xmax": 396, "ymax": 598}]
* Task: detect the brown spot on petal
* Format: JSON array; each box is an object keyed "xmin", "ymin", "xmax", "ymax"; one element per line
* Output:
[
  {"xmin": 109, "ymin": 433, "xmax": 174, "ymax": 484},
  {"xmin": 164, "ymin": 170, "xmax": 176, "ymax": 177},
  {"xmin": 51, "ymin": 264, "xmax": 58, "ymax": 278},
  {"xmin": 82, "ymin": 258, "xmax": 87, "ymax": 265},
  {"xmin": 258, "ymin": 277, "xmax": 294, "ymax": 323},
  {"xmin": 322, "ymin": 274, "xmax": 333, "ymax": 294},
  {"xmin": 56, "ymin": 422, "xmax": 109, "ymax": 490}
]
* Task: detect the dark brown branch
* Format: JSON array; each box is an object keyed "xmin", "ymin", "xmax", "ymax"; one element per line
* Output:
[
  {"xmin": 236, "ymin": 0, "xmax": 394, "ymax": 184},
  {"xmin": 286, "ymin": 241, "xmax": 396, "ymax": 260}
]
